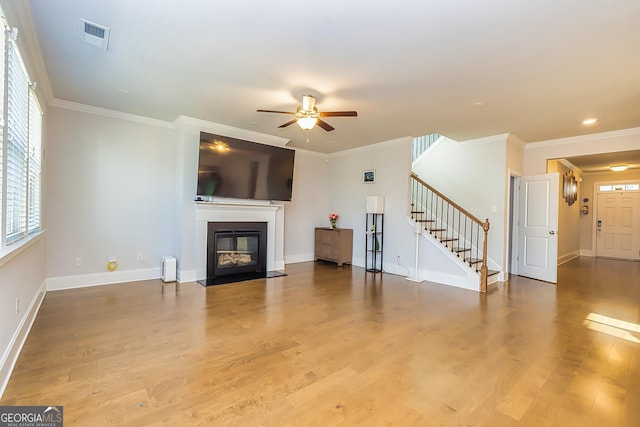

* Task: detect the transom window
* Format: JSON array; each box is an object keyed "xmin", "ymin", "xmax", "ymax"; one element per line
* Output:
[{"xmin": 599, "ymin": 184, "xmax": 640, "ymax": 192}]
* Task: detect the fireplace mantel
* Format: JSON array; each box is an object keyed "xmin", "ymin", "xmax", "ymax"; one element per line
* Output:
[{"xmin": 195, "ymin": 201, "xmax": 285, "ymax": 281}]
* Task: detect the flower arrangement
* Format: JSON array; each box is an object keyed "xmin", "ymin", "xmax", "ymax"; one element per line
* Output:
[{"xmin": 329, "ymin": 213, "xmax": 339, "ymax": 228}]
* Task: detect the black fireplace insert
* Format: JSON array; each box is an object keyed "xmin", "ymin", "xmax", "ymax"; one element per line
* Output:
[{"xmin": 201, "ymin": 221, "xmax": 284, "ymax": 286}]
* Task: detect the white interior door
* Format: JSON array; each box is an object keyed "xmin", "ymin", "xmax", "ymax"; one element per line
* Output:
[
  {"xmin": 516, "ymin": 173, "xmax": 559, "ymax": 283},
  {"xmin": 596, "ymin": 192, "xmax": 640, "ymax": 260}
]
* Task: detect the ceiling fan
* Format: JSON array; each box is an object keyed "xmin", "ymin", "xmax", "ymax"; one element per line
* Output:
[{"xmin": 257, "ymin": 95, "xmax": 357, "ymax": 131}]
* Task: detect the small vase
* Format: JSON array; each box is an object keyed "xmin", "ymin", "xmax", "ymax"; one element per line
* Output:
[{"xmin": 330, "ymin": 220, "xmax": 337, "ymax": 229}]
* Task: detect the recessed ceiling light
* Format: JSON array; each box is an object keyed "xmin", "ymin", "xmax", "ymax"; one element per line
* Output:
[
  {"xmin": 472, "ymin": 101, "xmax": 485, "ymax": 107},
  {"xmin": 115, "ymin": 88, "xmax": 129, "ymax": 94},
  {"xmin": 610, "ymin": 165, "xmax": 628, "ymax": 172},
  {"xmin": 582, "ymin": 117, "xmax": 597, "ymax": 125},
  {"xmin": 249, "ymin": 122, "xmax": 258, "ymax": 125}
]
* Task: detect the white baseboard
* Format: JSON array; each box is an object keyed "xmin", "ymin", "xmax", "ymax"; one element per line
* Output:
[
  {"xmin": 284, "ymin": 253, "xmax": 314, "ymax": 265},
  {"xmin": 178, "ymin": 269, "xmax": 197, "ymax": 283},
  {"xmin": 0, "ymin": 281, "xmax": 46, "ymax": 399},
  {"xmin": 46, "ymin": 267, "xmax": 161, "ymax": 291},
  {"xmin": 558, "ymin": 250, "xmax": 580, "ymax": 266},
  {"xmin": 421, "ymin": 269, "xmax": 480, "ymax": 291},
  {"xmin": 580, "ymin": 249, "xmax": 595, "ymax": 257}
]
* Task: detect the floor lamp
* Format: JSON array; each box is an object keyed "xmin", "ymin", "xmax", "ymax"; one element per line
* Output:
[{"xmin": 366, "ymin": 196, "xmax": 384, "ymax": 273}]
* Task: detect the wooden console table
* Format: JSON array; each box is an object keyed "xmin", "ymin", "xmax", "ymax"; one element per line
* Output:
[{"xmin": 314, "ymin": 227, "xmax": 353, "ymax": 267}]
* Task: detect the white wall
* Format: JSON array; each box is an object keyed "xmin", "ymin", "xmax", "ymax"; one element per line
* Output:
[
  {"xmin": 412, "ymin": 134, "xmax": 508, "ymax": 273},
  {"xmin": 283, "ymin": 149, "xmax": 330, "ymax": 264},
  {"xmin": 505, "ymin": 134, "xmax": 525, "ymax": 274},
  {"xmin": 523, "ymin": 127, "xmax": 640, "ymax": 175},
  {"xmin": 0, "ymin": 238, "xmax": 46, "ymax": 396},
  {"xmin": 44, "ymin": 106, "xmax": 177, "ymax": 289},
  {"xmin": 325, "ymin": 137, "xmax": 413, "ymax": 270}
]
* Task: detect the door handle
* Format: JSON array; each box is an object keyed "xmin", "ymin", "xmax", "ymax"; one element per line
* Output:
[{"xmin": 549, "ymin": 230, "xmax": 556, "ymax": 235}]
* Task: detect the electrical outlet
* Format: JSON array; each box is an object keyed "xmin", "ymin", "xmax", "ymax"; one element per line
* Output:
[
  {"xmin": 137, "ymin": 253, "xmax": 144, "ymax": 262},
  {"xmin": 75, "ymin": 257, "xmax": 82, "ymax": 266},
  {"xmin": 15, "ymin": 297, "xmax": 19, "ymax": 315}
]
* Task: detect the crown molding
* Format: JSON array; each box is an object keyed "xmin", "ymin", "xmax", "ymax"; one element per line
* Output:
[
  {"xmin": 174, "ymin": 115, "xmax": 290, "ymax": 148},
  {"xmin": 50, "ymin": 99, "xmax": 175, "ymax": 129},
  {"xmin": 525, "ymin": 127, "xmax": 640, "ymax": 149},
  {"xmin": 557, "ymin": 158, "xmax": 583, "ymax": 175},
  {"xmin": 329, "ymin": 136, "xmax": 412, "ymax": 158}
]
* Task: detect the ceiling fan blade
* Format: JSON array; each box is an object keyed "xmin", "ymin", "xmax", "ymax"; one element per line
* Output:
[
  {"xmin": 278, "ymin": 118, "xmax": 299, "ymax": 128},
  {"xmin": 316, "ymin": 119, "xmax": 335, "ymax": 132},
  {"xmin": 319, "ymin": 111, "xmax": 358, "ymax": 117},
  {"xmin": 257, "ymin": 109, "xmax": 296, "ymax": 114}
]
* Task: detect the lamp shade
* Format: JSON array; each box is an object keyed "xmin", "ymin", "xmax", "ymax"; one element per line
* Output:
[
  {"xmin": 366, "ymin": 196, "xmax": 385, "ymax": 214},
  {"xmin": 297, "ymin": 117, "xmax": 317, "ymax": 130}
]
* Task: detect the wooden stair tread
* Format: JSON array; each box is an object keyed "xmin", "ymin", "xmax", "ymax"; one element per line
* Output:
[
  {"xmin": 440, "ymin": 238, "xmax": 458, "ymax": 242},
  {"xmin": 488, "ymin": 270, "xmax": 499, "ymax": 277},
  {"xmin": 453, "ymin": 247, "xmax": 471, "ymax": 253},
  {"xmin": 417, "ymin": 219, "xmax": 435, "ymax": 223},
  {"xmin": 466, "ymin": 258, "xmax": 482, "ymax": 264}
]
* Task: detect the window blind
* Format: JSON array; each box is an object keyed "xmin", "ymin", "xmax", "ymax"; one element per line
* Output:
[
  {"xmin": 5, "ymin": 40, "xmax": 30, "ymax": 244},
  {"xmin": 28, "ymin": 90, "xmax": 42, "ymax": 233},
  {"xmin": 0, "ymin": 25, "xmax": 5, "ymax": 232}
]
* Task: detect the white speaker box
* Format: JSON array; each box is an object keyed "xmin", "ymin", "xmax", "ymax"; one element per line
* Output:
[{"xmin": 161, "ymin": 256, "xmax": 177, "ymax": 282}]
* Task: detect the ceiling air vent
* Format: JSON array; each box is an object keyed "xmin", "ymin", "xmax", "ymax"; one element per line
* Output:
[{"xmin": 80, "ymin": 19, "xmax": 110, "ymax": 50}]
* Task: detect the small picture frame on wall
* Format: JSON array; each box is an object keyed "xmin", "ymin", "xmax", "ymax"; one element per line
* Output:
[{"xmin": 363, "ymin": 169, "xmax": 375, "ymax": 184}]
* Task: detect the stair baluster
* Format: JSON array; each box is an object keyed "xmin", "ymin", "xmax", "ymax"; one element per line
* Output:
[{"xmin": 410, "ymin": 173, "xmax": 491, "ymax": 292}]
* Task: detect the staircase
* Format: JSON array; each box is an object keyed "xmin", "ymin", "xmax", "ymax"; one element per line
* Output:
[
  {"xmin": 410, "ymin": 172, "xmax": 496, "ymax": 292},
  {"xmin": 412, "ymin": 133, "xmax": 441, "ymax": 162}
]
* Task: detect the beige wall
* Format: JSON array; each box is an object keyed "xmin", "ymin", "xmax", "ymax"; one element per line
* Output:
[{"xmin": 547, "ymin": 160, "xmax": 581, "ymax": 263}]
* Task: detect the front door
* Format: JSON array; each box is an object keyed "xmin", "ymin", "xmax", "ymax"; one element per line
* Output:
[
  {"xmin": 516, "ymin": 173, "xmax": 559, "ymax": 283},
  {"xmin": 596, "ymin": 192, "xmax": 640, "ymax": 260}
]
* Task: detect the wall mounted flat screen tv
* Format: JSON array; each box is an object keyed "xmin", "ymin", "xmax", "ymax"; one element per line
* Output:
[{"xmin": 197, "ymin": 132, "xmax": 295, "ymax": 201}]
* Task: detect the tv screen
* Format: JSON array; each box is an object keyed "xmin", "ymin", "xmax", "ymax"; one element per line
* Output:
[{"xmin": 197, "ymin": 132, "xmax": 295, "ymax": 201}]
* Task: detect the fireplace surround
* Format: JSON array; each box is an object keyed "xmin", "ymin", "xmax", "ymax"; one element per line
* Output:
[{"xmin": 195, "ymin": 201, "xmax": 286, "ymax": 286}]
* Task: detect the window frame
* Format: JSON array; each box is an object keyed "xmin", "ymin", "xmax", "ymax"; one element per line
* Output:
[{"xmin": 0, "ymin": 18, "xmax": 44, "ymax": 254}]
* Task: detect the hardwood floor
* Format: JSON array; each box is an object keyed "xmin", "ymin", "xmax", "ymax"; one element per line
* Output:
[{"xmin": 2, "ymin": 257, "xmax": 640, "ymax": 426}]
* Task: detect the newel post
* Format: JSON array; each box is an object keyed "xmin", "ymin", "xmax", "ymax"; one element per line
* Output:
[{"xmin": 480, "ymin": 218, "xmax": 490, "ymax": 292}]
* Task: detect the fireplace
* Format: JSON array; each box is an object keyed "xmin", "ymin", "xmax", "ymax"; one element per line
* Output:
[
  {"xmin": 200, "ymin": 221, "xmax": 283, "ymax": 286},
  {"xmin": 194, "ymin": 201, "xmax": 287, "ymax": 285},
  {"xmin": 208, "ymin": 221, "xmax": 267, "ymax": 277}
]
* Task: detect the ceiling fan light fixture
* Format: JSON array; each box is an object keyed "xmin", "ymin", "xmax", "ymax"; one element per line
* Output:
[
  {"xmin": 297, "ymin": 117, "xmax": 317, "ymax": 130},
  {"xmin": 610, "ymin": 165, "xmax": 628, "ymax": 172}
]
